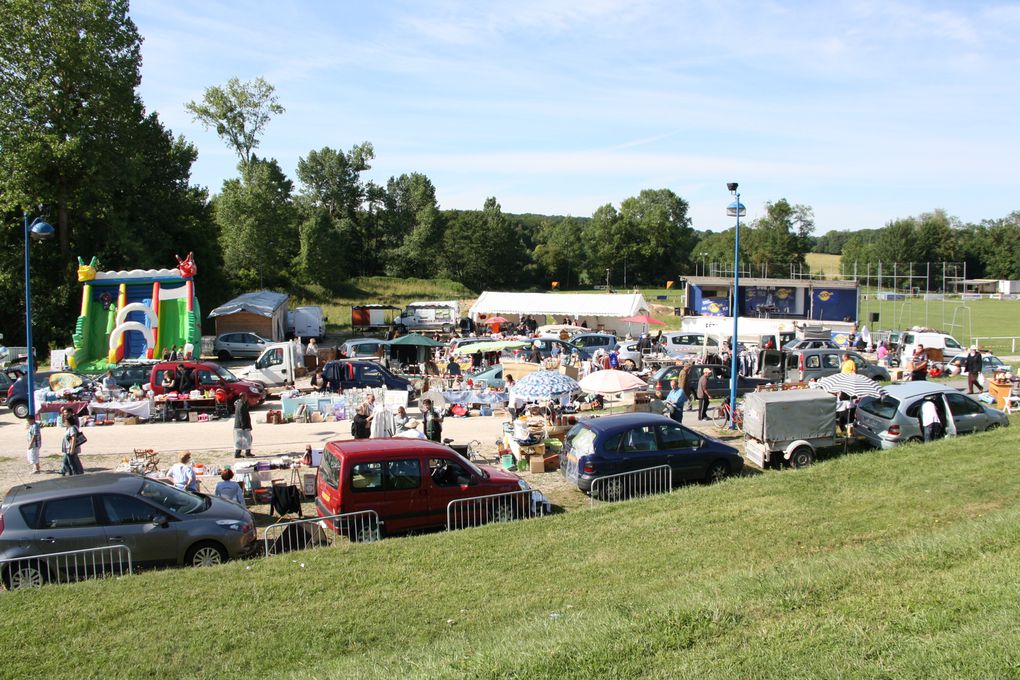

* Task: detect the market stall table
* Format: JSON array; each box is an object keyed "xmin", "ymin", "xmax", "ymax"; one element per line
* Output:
[
  {"xmin": 88, "ymin": 399, "xmax": 152, "ymax": 421},
  {"xmin": 154, "ymin": 396, "xmax": 218, "ymax": 422},
  {"xmin": 440, "ymin": 390, "xmax": 509, "ymax": 408}
]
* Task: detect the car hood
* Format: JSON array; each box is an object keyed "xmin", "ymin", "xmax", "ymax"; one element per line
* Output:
[
  {"xmin": 478, "ymin": 464, "xmax": 523, "ymax": 485},
  {"xmin": 699, "ymin": 433, "xmax": 739, "ymax": 455},
  {"xmin": 198, "ymin": 494, "xmax": 253, "ymax": 521}
]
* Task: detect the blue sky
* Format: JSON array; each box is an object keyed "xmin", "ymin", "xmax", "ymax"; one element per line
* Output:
[{"xmin": 131, "ymin": 0, "xmax": 1020, "ymax": 233}]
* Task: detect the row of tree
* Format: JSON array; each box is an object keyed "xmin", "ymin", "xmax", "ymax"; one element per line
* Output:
[{"xmin": 2, "ymin": 1, "xmax": 1017, "ymax": 353}]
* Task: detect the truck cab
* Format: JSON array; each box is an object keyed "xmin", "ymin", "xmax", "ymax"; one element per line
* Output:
[{"xmin": 245, "ymin": 342, "xmax": 307, "ymax": 387}]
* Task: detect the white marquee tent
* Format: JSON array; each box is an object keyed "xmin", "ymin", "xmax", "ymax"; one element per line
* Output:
[{"xmin": 469, "ymin": 291, "xmax": 651, "ymax": 334}]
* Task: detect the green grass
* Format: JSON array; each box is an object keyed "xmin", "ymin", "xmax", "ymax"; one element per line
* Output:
[
  {"xmin": 859, "ymin": 295, "xmax": 1020, "ymax": 351},
  {"xmin": 3, "ymin": 421, "xmax": 1020, "ymax": 678},
  {"xmin": 805, "ymin": 253, "xmax": 843, "ymax": 277}
]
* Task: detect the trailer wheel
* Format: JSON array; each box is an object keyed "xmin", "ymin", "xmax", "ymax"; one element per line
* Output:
[{"xmin": 790, "ymin": 446, "xmax": 814, "ymax": 469}]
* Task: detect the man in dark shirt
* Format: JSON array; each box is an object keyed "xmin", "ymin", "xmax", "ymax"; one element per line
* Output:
[
  {"xmin": 233, "ymin": 395, "xmax": 254, "ymax": 458},
  {"xmin": 964, "ymin": 347, "xmax": 984, "ymax": 394}
]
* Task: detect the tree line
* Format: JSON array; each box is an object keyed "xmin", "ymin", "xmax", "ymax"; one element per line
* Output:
[{"xmin": 2, "ymin": 1, "xmax": 1017, "ymax": 353}]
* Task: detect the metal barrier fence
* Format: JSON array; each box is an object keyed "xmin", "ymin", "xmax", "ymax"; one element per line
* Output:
[
  {"xmin": 446, "ymin": 489, "xmax": 547, "ymax": 531},
  {"xmin": 1, "ymin": 545, "xmax": 132, "ymax": 591},
  {"xmin": 263, "ymin": 510, "xmax": 381, "ymax": 556},
  {"xmin": 973, "ymin": 336, "xmax": 1020, "ymax": 354},
  {"xmin": 589, "ymin": 465, "xmax": 673, "ymax": 507}
]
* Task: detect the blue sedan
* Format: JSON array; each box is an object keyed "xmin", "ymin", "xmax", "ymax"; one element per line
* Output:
[{"xmin": 559, "ymin": 413, "xmax": 743, "ymax": 498}]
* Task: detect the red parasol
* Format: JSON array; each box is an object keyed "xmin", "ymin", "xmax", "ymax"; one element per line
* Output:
[
  {"xmin": 482, "ymin": 316, "xmax": 508, "ymax": 325},
  {"xmin": 620, "ymin": 314, "xmax": 665, "ymax": 326}
]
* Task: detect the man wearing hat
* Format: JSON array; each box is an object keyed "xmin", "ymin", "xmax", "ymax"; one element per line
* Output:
[
  {"xmin": 964, "ymin": 346, "xmax": 984, "ymax": 394},
  {"xmin": 394, "ymin": 419, "xmax": 427, "ymax": 439},
  {"xmin": 696, "ymin": 368, "xmax": 712, "ymax": 421}
]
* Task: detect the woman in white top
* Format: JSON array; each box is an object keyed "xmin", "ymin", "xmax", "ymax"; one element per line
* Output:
[{"xmin": 167, "ymin": 451, "xmax": 199, "ymax": 492}]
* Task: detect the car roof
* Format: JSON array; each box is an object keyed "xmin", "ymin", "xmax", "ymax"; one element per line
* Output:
[
  {"xmin": 578, "ymin": 412, "xmax": 678, "ymax": 436},
  {"xmin": 343, "ymin": 338, "xmax": 384, "ymax": 346},
  {"xmin": 325, "ymin": 439, "xmax": 456, "ymax": 459},
  {"xmin": 882, "ymin": 382, "xmax": 957, "ymax": 399},
  {"xmin": 5, "ymin": 472, "xmax": 143, "ymax": 504}
]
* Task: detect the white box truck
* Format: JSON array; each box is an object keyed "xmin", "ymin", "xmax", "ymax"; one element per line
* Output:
[
  {"xmin": 394, "ymin": 301, "xmax": 460, "ymax": 334},
  {"xmin": 287, "ymin": 306, "xmax": 325, "ymax": 340}
]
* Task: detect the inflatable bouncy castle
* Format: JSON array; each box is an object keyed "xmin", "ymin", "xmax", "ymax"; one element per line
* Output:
[{"xmin": 67, "ymin": 254, "xmax": 201, "ymax": 372}]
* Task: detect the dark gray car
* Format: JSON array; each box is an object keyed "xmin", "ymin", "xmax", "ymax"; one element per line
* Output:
[{"xmin": 0, "ymin": 473, "xmax": 256, "ymax": 589}]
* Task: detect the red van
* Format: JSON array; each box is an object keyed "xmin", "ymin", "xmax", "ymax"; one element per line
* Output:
[
  {"xmin": 316, "ymin": 439, "xmax": 527, "ymax": 537},
  {"xmin": 149, "ymin": 360, "xmax": 266, "ymax": 408}
]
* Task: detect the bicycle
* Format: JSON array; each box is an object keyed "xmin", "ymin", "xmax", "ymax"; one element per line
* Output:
[{"xmin": 711, "ymin": 401, "xmax": 744, "ymax": 430}]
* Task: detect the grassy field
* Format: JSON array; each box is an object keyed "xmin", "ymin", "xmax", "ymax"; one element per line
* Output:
[
  {"xmin": 3, "ymin": 421, "xmax": 1019, "ymax": 679},
  {"xmin": 859, "ymin": 294, "xmax": 1020, "ymax": 351},
  {"xmin": 805, "ymin": 253, "xmax": 842, "ymax": 277}
]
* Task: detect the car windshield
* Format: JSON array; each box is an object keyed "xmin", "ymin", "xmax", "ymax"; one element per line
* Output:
[
  {"xmin": 214, "ymin": 365, "xmax": 238, "ymax": 381},
  {"xmin": 944, "ymin": 337, "xmax": 962, "ymax": 350},
  {"xmin": 138, "ymin": 479, "xmax": 207, "ymax": 515},
  {"xmin": 450, "ymin": 450, "xmax": 486, "ymax": 477},
  {"xmin": 858, "ymin": 395, "xmax": 900, "ymax": 420}
]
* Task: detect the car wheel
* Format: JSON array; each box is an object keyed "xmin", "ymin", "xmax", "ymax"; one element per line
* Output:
[
  {"xmin": 3, "ymin": 561, "xmax": 47, "ymax": 590},
  {"xmin": 790, "ymin": 446, "xmax": 814, "ymax": 469},
  {"xmin": 984, "ymin": 423, "xmax": 1000, "ymax": 432},
  {"xmin": 11, "ymin": 401, "xmax": 29, "ymax": 419},
  {"xmin": 622, "ymin": 359, "xmax": 637, "ymax": 371},
  {"xmin": 706, "ymin": 460, "xmax": 729, "ymax": 483},
  {"xmin": 907, "ymin": 436, "xmax": 923, "ymax": 444},
  {"xmin": 491, "ymin": 502, "xmax": 516, "ymax": 523},
  {"xmin": 217, "ymin": 350, "xmax": 231, "ymax": 361},
  {"xmin": 596, "ymin": 478, "xmax": 625, "ymax": 502},
  {"xmin": 349, "ymin": 522, "xmax": 383, "ymax": 543},
  {"xmin": 185, "ymin": 541, "xmax": 227, "ymax": 567}
]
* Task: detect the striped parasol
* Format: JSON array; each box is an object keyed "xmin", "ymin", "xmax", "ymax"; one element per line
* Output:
[{"xmin": 812, "ymin": 373, "xmax": 886, "ymax": 398}]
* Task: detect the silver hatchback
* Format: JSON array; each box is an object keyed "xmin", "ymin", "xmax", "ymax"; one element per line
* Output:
[
  {"xmin": 854, "ymin": 382, "xmax": 1009, "ymax": 449},
  {"xmin": 0, "ymin": 473, "xmax": 256, "ymax": 589}
]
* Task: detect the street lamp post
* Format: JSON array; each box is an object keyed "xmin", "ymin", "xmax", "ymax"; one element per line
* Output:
[
  {"xmin": 726, "ymin": 183, "xmax": 745, "ymax": 429},
  {"xmin": 23, "ymin": 212, "xmax": 55, "ymax": 421}
]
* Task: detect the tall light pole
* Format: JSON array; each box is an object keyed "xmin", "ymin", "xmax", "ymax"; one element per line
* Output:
[
  {"xmin": 23, "ymin": 212, "xmax": 55, "ymax": 421},
  {"xmin": 726, "ymin": 183, "xmax": 745, "ymax": 429}
]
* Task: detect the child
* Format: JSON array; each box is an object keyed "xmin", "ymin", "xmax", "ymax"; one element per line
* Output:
[{"xmin": 26, "ymin": 418, "xmax": 41, "ymax": 474}]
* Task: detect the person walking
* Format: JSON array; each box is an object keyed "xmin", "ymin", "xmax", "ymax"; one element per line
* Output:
[
  {"xmin": 697, "ymin": 368, "xmax": 712, "ymax": 421},
  {"xmin": 421, "ymin": 398, "xmax": 444, "ymax": 442},
  {"xmin": 910, "ymin": 345, "xmax": 929, "ymax": 381},
  {"xmin": 26, "ymin": 418, "xmax": 42, "ymax": 474},
  {"xmin": 233, "ymin": 395, "xmax": 254, "ymax": 458},
  {"xmin": 677, "ymin": 362, "xmax": 694, "ymax": 411},
  {"xmin": 920, "ymin": 398, "xmax": 943, "ymax": 443},
  {"xmin": 665, "ymin": 379, "xmax": 687, "ymax": 423},
  {"xmin": 60, "ymin": 408, "xmax": 85, "ymax": 476},
  {"xmin": 964, "ymin": 346, "xmax": 984, "ymax": 394}
]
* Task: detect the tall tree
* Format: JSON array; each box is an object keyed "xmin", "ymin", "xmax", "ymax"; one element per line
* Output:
[
  {"xmin": 746, "ymin": 199, "xmax": 814, "ymax": 270},
  {"xmin": 186, "ymin": 77, "xmax": 284, "ymax": 168},
  {"xmin": 381, "ymin": 173, "xmax": 444, "ymax": 278},
  {"xmin": 0, "ymin": 0, "xmax": 144, "ymax": 256},
  {"xmin": 215, "ymin": 157, "xmax": 298, "ymax": 289},
  {"xmin": 295, "ymin": 144, "xmax": 374, "ymax": 220}
]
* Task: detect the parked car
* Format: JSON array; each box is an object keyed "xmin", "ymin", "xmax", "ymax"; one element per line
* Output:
[
  {"xmin": 7, "ymin": 371, "xmax": 93, "ymax": 420},
  {"xmin": 854, "ymin": 382, "xmax": 1009, "ymax": 450},
  {"xmin": 615, "ymin": 340, "xmax": 643, "ymax": 371},
  {"xmin": 106, "ymin": 363, "xmax": 155, "ymax": 389},
  {"xmin": 0, "ymin": 369, "xmax": 17, "ymax": 406},
  {"xmin": 316, "ymin": 439, "xmax": 528, "ymax": 537},
  {"xmin": 571, "ymin": 333, "xmax": 617, "ymax": 352},
  {"xmin": 945, "ymin": 352, "xmax": 1011, "ymax": 375},
  {"xmin": 661, "ymin": 332, "xmax": 719, "ymax": 357},
  {"xmin": 339, "ymin": 338, "xmax": 388, "ymax": 359},
  {"xmin": 530, "ymin": 337, "xmax": 591, "ymax": 361},
  {"xmin": 898, "ymin": 330, "xmax": 964, "ymax": 364},
  {"xmin": 468, "ymin": 364, "xmax": 505, "ymax": 389},
  {"xmin": 149, "ymin": 360, "xmax": 266, "ymax": 407},
  {"xmin": 213, "ymin": 332, "xmax": 271, "ymax": 361},
  {"xmin": 648, "ymin": 363, "xmax": 770, "ymax": 397},
  {"xmin": 323, "ymin": 359, "xmax": 415, "ymax": 394},
  {"xmin": 560, "ymin": 413, "xmax": 743, "ymax": 498},
  {"xmin": 0, "ymin": 473, "xmax": 257, "ymax": 589},
  {"xmin": 785, "ymin": 349, "xmax": 890, "ymax": 383},
  {"xmin": 782, "ymin": 338, "xmax": 840, "ymax": 351}
]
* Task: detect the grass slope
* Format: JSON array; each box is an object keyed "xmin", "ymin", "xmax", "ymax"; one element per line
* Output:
[{"xmin": 5, "ymin": 427, "xmax": 1019, "ymax": 679}]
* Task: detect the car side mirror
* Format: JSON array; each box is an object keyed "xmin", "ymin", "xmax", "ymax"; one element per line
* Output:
[{"xmin": 152, "ymin": 514, "xmax": 170, "ymax": 528}]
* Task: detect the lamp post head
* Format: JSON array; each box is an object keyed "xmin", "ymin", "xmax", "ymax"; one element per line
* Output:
[
  {"xmin": 29, "ymin": 220, "xmax": 55, "ymax": 241},
  {"xmin": 726, "ymin": 201, "xmax": 746, "ymax": 218},
  {"xmin": 726, "ymin": 182, "xmax": 738, "ymax": 193}
]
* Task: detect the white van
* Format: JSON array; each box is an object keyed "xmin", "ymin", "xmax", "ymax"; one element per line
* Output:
[{"xmin": 899, "ymin": 330, "xmax": 964, "ymax": 363}]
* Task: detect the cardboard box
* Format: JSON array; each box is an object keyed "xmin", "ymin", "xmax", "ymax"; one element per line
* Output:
[
  {"xmin": 188, "ymin": 412, "xmax": 199, "ymax": 423},
  {"xmin": 121, "ymin": 416, "xmax": 139, "ymax": 426},
  {"xmin": 528, "ymin": 454, "xmax": 546, "ymax": 474}
]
